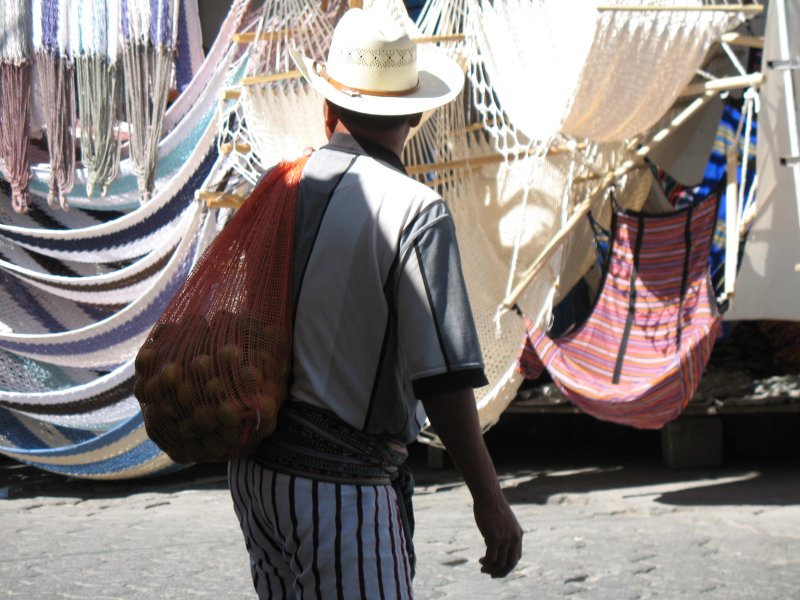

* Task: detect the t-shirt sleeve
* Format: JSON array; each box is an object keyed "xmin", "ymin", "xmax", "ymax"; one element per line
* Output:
[{"xmin": 395, "ymin": 200, "xmax": 488, "ymax": 397}]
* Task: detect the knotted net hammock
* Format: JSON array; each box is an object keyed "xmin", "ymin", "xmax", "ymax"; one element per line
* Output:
[
  {"xmin": 121, "ymin": 0, "xmax": 181, "ymax": 201},
  {"xmin": 0, "ymin": 1, "xmax": 34, "ymax": 213},
  {"xmin": 222, "ymin": 0, "xmax": 340, "ymax": 185},
  {"xmin": 33, "ymin": 0, "xmax": 76, "ymax": 210},
  {"xmin": 72, "ymin": 0, "xmax": 123, "ymax": 198}
]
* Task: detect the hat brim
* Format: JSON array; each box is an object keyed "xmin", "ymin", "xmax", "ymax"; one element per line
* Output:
[{"xmin": 289, "ymin": 48, "xmax": 465, "ymax": 117}]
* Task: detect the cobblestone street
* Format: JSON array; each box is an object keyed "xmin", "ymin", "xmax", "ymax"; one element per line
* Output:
[{"xmin": 2, "ymin": 414, "xmax": 799, "ymax": 599}]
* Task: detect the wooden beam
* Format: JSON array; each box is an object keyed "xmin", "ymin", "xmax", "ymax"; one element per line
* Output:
[
  {"xmin": 597, "ymin": 4, "xmax": 763, "ymax": 13},
  {"xmin": 241, "ymin": 70, "xmax": 302, "ymax": 86},
  {"xmin": 197, "ymin": 190, "xmax": 246, "ymax": 209},
  {"xmin": 679, "ymin": 72, "xmax": 764, "ymax": 97},
  {"xmin": 219, "ymin": 142, "xmax": 252, "ymax": 155},
  {"xmin": 233, "ymin": 31, "xmax": 294, "ymax": 44},
  {"xmin": 221, "ymin": 88, "xmax": 241, "ymax": 101},
  {"xmin": 411, "ymin": 34, "xmax": 466, "ymax": 44},
  {"xmin": 720, "ymin": 32, "xmax": 764, "ymax": 49}
]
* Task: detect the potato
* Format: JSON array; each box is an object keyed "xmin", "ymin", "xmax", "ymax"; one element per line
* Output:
[
  {"xmin": 135, "ymin": 347, "xmax": 158, "ymax": 376},
  {"xmin": 189, "ymin": 354, "xmax": 214, "ymax": 382},
  {"xmin": 216, "ymin": 401, "xmax": 242, "ymax": 429},
  {"xmin": 238, "ymin": 364, "xmax": 264, "ymax": 392},
  {"xmin": 193, "ymin": 404, "xmax": 218, "ymax": 432},
  {"xmin": 150, "ymin": 322, "xmax": 179, "ymax": 344},
  {"xmin": 219, "ymin": 343, "xmax": 244, "ymax": 371},
  {"xmin": 218, "ymin": 424, "xmax": 241, "ymax": 446},
  {"xmin": 204, "ymin": 377, "xmax": 225, "ymax": 404},
  {"xmin": 133, "ymin": 376, "xmax": 147, "ymax": 402},
  {"xmin": 144, "ymin": 376, "xmax": 162, "ymax": 402},
  {"xmin": 177, "ymin": 381, "xmax": 196, "ymax": 410},
  {"xmin": 178, "ymin": 417, "xmax": 201, "ymax": 440},
  {"xmin": 160, "ymin": 363, "xmax": 181, "ymax": 391}
]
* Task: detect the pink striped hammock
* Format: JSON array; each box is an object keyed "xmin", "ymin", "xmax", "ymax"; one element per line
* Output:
[{"xmin": 519, "ymin": 195, "xmax": 722, "ymax": 430}]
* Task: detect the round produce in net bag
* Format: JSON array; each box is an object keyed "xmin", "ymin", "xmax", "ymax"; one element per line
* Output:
[{"xmin": 134, "ymin": 157, "xmax": 307, "ymax": 463}]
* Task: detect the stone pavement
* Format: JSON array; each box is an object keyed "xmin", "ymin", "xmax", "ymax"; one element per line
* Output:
[{"xmin": 1, "ymin": 415, "xmax": 799, "ymax": 599}]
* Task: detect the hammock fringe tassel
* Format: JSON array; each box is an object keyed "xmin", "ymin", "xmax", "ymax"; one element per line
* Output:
[
  {"xmin": 0, "ymin": 61, "xmax": 33, "ymax": 213},
  {"xmin": 36, "ymin": 50, "xmax": 76, "ymax": 210},
  {"xmin": 76, "ymin": 54, "xmax": 123, "ymax": 198},
  {"xmin": 122, "ymin": 41, "xmax": 175, "ymax": 202}
]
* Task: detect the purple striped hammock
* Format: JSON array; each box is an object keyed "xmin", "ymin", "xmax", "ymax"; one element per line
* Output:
[{"xmin": 519, "ymin": 194, "xmax": 722, "ymax": 430}]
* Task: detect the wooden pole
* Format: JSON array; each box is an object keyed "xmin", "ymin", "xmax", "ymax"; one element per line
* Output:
[
  {"xmin": 501, "ymin": 91, "xmax": 721, "ymax": 311},
  {"xmin": 597, "ymin": 4, "xmax": 763, "ymax": 13},
  {"xmin": 679, "ymin": 72, "xmax": 764, "ymax": 97},
  {"xmin": 241, "ymin": 70, "xmax": 302, "ymax": 86},
  {"xmin": 720, "ymin": 32, "xmax": 764, "ymax": 49}
]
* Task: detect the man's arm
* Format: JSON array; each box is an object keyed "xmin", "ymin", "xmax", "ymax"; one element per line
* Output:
[{"xmin": 421, "ymin": 387, "xmax": 523, "ymax": 578}]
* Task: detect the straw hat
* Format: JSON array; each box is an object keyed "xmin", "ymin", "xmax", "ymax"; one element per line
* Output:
[{"xmin": 289, "ymin": 8, "xmax": 464, "ymax": 116}]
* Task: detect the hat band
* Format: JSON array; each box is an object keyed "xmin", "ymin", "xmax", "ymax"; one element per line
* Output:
[{"xmin": 313, "ymin": 60, "xmax": 420, "ymax": 98}]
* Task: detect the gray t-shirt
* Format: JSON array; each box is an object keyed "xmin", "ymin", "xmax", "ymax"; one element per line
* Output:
[{"xmin": 290, "ymin": 133, "xmax": 487, "ymax": 443}]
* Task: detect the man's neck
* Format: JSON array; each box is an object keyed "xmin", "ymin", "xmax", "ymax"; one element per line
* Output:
[{"xmin": 332, "ymin": 122, "xmax": 409, "ymax": 159}]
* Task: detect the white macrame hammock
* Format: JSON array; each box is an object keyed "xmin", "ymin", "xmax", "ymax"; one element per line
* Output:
[{"xmin": 220, "ymin": 0, "xmax": 344, "ymax": 186}]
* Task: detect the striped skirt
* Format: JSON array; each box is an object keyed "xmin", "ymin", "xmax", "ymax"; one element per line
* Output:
[{"xmin": 229, "ymin": 454, "xmax": 413, "ymax": 599}]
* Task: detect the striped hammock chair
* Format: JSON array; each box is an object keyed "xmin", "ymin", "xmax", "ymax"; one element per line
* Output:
[{"xmin": 519, "ymin": 193, "xmax": 722, "ymax": 430}]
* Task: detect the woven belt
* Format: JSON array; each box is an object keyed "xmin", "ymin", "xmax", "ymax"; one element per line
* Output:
[{"xmin": 252, "ymin": 401, "xmax": 409, "ymax": 485}]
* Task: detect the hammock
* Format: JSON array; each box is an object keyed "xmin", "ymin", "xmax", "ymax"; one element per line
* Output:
[
  {"xmin": 72, "ymin": 0, "xmax": 122, "ymax": 199},
  {"xmin": 396, "ymin": 0, "xmax": 653, "ymax": 442},
  {"xmin": 224, "ymin": 0, "xmax": 334, "ymax": 184},
  {"xmin": 0, "ymin": 1, "xmax": 34, "ymax": 213},
  {"xmin": 561, "ymin": 1, "xmax": 743, "ymax": 142},
  {"xmin": 520, "ymin": 194, "xmax": 722, "ymax": 429},
  {"xmin": 25, "ymin": 41, "xmax": 243, "ymax": 212},
  {"xmin": 33, "ymin": 0, "xmax": 76, "ymax": 210},
  {"xmin": 0, "ymin": 0, "xmax": 257, "ymax": 480},
  {"xmin": 120, "ymin": 0, "xmax": 181, "ymax": 201},
  {"xmin": 0, "ymin": 361, "xmax": 140, "ymax": 429},
  {"xmin": 24, "ymin": 0, "xmax": 249, "ymax": 209},
  {"xmin": 175, "ymin": 0, "xmax": 205, "ymax": 92},
  {"xmin": 653, "ymin": 98, "xmax": 759, "ymax": 304},
  {"xmin": 0, "ymin": 200, "xmax": 205, "ymax": 370},
  {"xmin": 0, "ymin": 408, "xmax": 179, "ymax": 480}
]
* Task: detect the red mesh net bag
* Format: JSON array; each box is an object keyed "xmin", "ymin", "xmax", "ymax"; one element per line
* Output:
[{"xmin": 134, "ymin": 157, "xmax": 307, "ymax": 463}]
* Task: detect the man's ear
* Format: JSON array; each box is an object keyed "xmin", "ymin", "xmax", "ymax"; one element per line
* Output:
[{"xmin": 409, "ymin": 113, "xmax": 423, "ymax": 128}]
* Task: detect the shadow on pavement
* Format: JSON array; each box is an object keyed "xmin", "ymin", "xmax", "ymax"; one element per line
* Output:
[{"xmin": 2, "ymin": 412, "xmax": 798, "ymax": 507}]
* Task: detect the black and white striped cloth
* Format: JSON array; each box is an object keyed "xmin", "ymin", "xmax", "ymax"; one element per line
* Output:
[{"xmin": 229, "ymin": 455, "xmax": 413, "ymax": 599}]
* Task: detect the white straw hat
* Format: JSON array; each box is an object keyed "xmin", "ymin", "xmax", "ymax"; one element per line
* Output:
[{"xmin": 289, "ymin": 8, "xmax": 465, "ymax": 116}]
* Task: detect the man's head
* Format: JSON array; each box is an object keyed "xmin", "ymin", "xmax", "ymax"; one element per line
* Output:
[
  {"xmin": 290, "ymin": 8, "xmax": 464, "ymax": 118},
  {"xmin": 323, "ymin": 100, "xmax": 422, "ymax": 140}
]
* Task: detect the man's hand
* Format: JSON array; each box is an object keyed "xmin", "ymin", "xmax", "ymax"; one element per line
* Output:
[
  {"xmin": 421, "ymin": 388, "xmax": 523, "ymax": 578},
  {"xmin": 474, "ymin": 491, "xmax": 523, "ymax": 578}
]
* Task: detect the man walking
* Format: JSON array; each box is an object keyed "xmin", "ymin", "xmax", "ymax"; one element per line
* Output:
[{"xmin": 228, "ymin": 8, "xmax": 522, "ymax": 598}]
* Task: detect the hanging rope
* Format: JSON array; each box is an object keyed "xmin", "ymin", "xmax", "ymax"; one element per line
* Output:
[
  {"xmin": 34, "ymin": 0, "xmax": 77, "ymax": 210},
  {"xmin": 121, "ymin": 0, "xmax": 181, "ymax": 201},
  {"xmin": 0, "ymin": 1, "xmax": 34, "ymax": 213},
  {"xmin": 73, "ymin": 0, "xmax": 123, "ymax": 198}
]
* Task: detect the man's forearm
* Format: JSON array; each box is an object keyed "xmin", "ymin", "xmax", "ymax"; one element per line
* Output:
[{"xmin": 420, "ymin": 388, "xmax": 503, "ymax": 503}]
